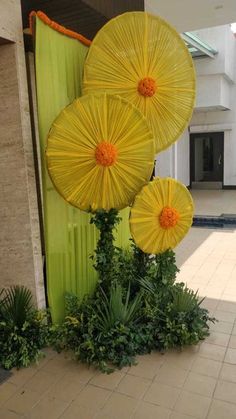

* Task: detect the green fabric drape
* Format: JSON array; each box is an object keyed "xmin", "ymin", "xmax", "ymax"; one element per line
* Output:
[{"xmin": 35, "ymin": 17, "xmax": 130, "ymax": 323}]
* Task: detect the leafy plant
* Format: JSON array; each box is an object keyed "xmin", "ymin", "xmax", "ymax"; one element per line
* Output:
[
  {"xmin": 51, "ymin": 287, "xmax": 152, "ymax": 373},
  {"xmin": 0, "ymin": 286, "xmax": 34, "ymax": 328},
  {"xmin": 51, "ymin": 242, "xmax": 215, "ymax": 373},
  {"xmin": 96, "ymin": 284, "xmax": 143, "ymax": 331},
  {"xmin": 90, "ymin": 209, "xmax": 121, "ymax": 286},
  {"xmin": 148, "ymin": 250, "xmax": 179, "ymax": 288},
  {"xmin": 171, "ymin": 286, "xmax": 205, "ymax": 314},
  {"xmin": 0, "ymin": 286, "xmax": 50, "ymax": 369},
  {"xmin": 143, "ymin": 282, "xmax": 215, "ymax": 350}
]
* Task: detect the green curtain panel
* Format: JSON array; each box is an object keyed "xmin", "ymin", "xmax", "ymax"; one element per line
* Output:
[{"xmin": 35, "ymin": 17, "xmax": 130, "ymax": 323}]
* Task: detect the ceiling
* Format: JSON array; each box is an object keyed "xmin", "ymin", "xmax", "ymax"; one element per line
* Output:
[
  {"xmin": 21, "ymin": 0, "xmax": 144, "ymax": 40},
  {"xmin": 145, "ymin": 0, "xmax": 236, "ymax": 32},
  {"xmin": 21, "ymin": 0, "xmax": 225, "ymax": 57}
]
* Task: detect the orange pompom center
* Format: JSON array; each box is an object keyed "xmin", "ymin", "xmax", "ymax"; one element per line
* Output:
[
  {"xmin": 95, "ymin": 141, "xmax": 118, "ymax": 166},
  {"xmin": 159, "ymin": 206, "xmax": 180, "ymax": 229},
  {"xmin": 138, "ymin": 77, "xmax": 156, "ymax": 97}
]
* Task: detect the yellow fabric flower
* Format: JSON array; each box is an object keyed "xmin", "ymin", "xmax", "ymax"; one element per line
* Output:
[
  {"xmin": 129, "ymin": 177, "xmax": 194, "ymax": 253},
  {"xmin": 46, "ymin": 93, "xmax": 155, "ymax": 211},
  {"xmin": 83, "ymin": 12, "xmax": 195, "ymax": 153}
]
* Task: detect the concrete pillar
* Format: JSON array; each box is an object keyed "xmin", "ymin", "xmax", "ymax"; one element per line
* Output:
[{"xmin": 0, "ymin": 0, "xmax": 45, "ymax": 307}]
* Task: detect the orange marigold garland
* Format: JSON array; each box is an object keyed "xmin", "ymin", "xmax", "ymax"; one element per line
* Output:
[{"xmin": 29, "ymin": 10, "xmax": 91, "ymax": 46}]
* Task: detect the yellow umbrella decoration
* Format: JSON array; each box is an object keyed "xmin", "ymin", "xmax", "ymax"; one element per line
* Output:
[
  {"xmin": 46, "ymin": 93, "xmax": 155, "ymax": 212},
  {"xmin": 83, "ymin": 12, "xmax": 196, "ymax": 153},
  {"xmin": 130, "ymin": 177, "xmax": 194, "ymax": 254}
]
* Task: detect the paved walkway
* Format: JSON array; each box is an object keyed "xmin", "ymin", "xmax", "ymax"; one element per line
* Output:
[{"xmin": 1, "ymin": 226, "xmax": 236, "ymax": 418}]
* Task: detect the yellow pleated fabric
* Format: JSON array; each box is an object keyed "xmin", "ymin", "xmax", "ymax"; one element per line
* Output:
[
  {"xmin": 130, "ymin": 177, "xmax": 194, "ymax": 254},
  {"xmin": 83, "ymin": 12, "xmax": 196, "ymax": 153},
  {"xmin": 46, "ymin": 93, "xmax": 155, "ymax": 212}
]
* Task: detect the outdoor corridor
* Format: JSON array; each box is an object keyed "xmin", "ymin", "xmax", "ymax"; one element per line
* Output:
[{"xmin": 1, "ymin": 221, "xmax": 236, "ymax": 419}]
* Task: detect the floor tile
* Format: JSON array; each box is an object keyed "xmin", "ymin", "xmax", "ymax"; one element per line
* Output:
[
  {"xmin": 3, "ymin": 388, "xmax": 40, "ymax": 415},
  {"xmin": 63, "ymin": 362, "xmax": 97, "ymax": 384},
  {"xmin": 205, "ymin": 331, "xmax": 230, "ymax": 347},
  {"xmin": 229, "ymin": 335, "xmax": 236, "ymax": 349},
  {"xmin": 232, "ymin": 324, "xmax": 236, "ymax": 336},
  {"xmin": 133, "ymin": 401, "xmax": 171, "ymax": 419},
  {"xmin": 0, "ymin": 409, "xmax": 21, "ymax": 419},
  {"xmin": 191, "ymin": 356, "xmax": 222, "ymax": 378},
  {"xmin": 214, "ymin": 310, "xmax": 236, "ymax": 324},
  {"xmin": 144, "ymin": 382, "xmax": 181, "ymax": 409},
  {"xmin": 9, "ymin": 367, "xmax": 37, "ymax": 386},
  {"xmin": 116, "ymin": 374, "xmax": 150, "ymax": 399},
  {"xmin": 214, "ymin": 379, "xmax": 236, "ymax": 404},
  {"xmin": 217, "ymin": 301, "xmax": 236, "ymax": 313},
  {"xmin": 73, "ymin": 384, "xmax": 111, "ymax": 410},
  {"xmin": 225, "ymin": 348, "xmax": 236, "ymax": 364},
  {"xmin": 201, "ymin": 299, "xmax": 219, "ymax": 311},
  {"xmin": 100, "ymin": 392, "xmax": 138, "ymax": 419},
  {"xmin": 183, "ymin": 372, "xmax": 216, "ymax": 397},
  {"xmin": 220, "ymin": 363, "xmax": 236, "ymax": 383},
  {"xmin": 26, "ymin": 395, "xmax": 69, "ymax": 419},
  {"xmin": 128, "ymin": 356, "xmax": 163, "ymax": 380},
  {"xmin": 24, "ymin": 370, "xmax": 60, "ymax": 395},
  {"xmin": 41, "ymin": 353, "xmax": 71, "ymax": 374},
  {"xmin": 90, "ymin": 370, "xmax": 124, "ymax": 391},
  {"xmin": 170, "ymin": 413, "xmax": 198, "ymax": 419},
  {"xmin": 207, "ymin": 399, "xmax": 236, "ymax": 419},
  {"xmin": 46, "ymin": 375, "xmax": 85, "ymax": 402},
  {"xmin": 174, "ymin": 391, "xmax": 211, "ymax": 419},
  {"xmin": 164, "ymin": 350, "xmax": 197, "ymax": 370},
  {"xmin": 155, "ymin": 364, "xmax": 188, "ymax": 388},
  {"xmin": 210, "ymin": 320, "xmax": 233, "ymax": 334},
  {"xmin": 61, "ymin": 403, "xmax": 98, "ymax": 419},
  {"xmin": 0, "ymin": 382, "xmax": 18, "ymax": 407},
  {"xmin": 198, "ymin": 343, "xmax": 226, "ymax": 362}
]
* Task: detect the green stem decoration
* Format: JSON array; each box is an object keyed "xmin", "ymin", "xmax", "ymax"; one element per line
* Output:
[{"xmin": 90, "ymin": 209, "xmax": 121, "ymax": 285}]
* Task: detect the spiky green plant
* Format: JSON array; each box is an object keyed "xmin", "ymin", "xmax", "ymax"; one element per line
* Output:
[
  {"xmin": 0, "ymin": 285, "xmax": 34, "ymax": 328},
  {"xmin": 171, "ymin": 286, "xmax": 204, "ymax": 313},
  {"xmin": 96, "ymin": 284, "xmax": 143, "ymax": 331}
]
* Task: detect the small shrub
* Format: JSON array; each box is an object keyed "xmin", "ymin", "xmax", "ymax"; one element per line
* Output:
[
  {"xmin": 51, "ymin": 286, "xmax": 152, "ymax": 373},
  {"xmin": 51, "ymin": 249, "xmax": 215, "ymax": 373},
  {"xmin": 0, "ymin": 286, "xmax": 34, "ymax": 328},
  {"xmin": 143, "ymin": 283, "xmax": 215, "ymax": 350},
  {"xmin": 96, "ymin": 284, "xmax": 143, "ymax": 331},
  {"xmin": 0, "ymin": 286, "xmax": 50, "ymax": 369}
]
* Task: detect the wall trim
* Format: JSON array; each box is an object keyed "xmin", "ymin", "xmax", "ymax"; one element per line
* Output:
[
  {"xmin": 223, "ymin": 185, "xmax": 236, "ymax": 190},
  {"xmin": 190, "ymin": 123, "xmax": 232, "ymax": 133}
]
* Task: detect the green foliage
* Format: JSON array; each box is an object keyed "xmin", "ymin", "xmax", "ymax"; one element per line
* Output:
[
  {"xmin": 90, "ymin": 209, "xmax": 121, "ymax": 286},
  {"xmin": 143, "ymin": 283, "xmax": 215, "ymax": 350},
  {"xmin": 0, "ymin": 286, "xmax": 34, "ymax": 328},
  {"xmin": 171, "ymin": 285, "xmax": 205, "ymax": 314},
  {"xmin": 0, "ymin": 286, "xmax": 50, "ymax": 369},
  {"xmin": 146, "ymin": 250, "xmax": 179, "ymax": 288},
  {"xmin": 139, "ymin": 249, "xmax": 179, "ymax": 304},
  {"xmin": 51, "ymin": 210, "xmax": 215, "ymax": 374},
  {"xmin": 131, "ymin": 240, "xmax": 151, "ymax": 278},
  {"xmin": 95, "ymin": 284, "xmax": 143, "ymax": 331},
  {"xmin": 51, "ymin": 285, "xmax": 152, "ymax": 373}
]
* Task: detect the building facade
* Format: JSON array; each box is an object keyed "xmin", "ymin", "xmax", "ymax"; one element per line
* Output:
[{"xmin": 156, "ymin": 24, "xmax": 236, "ymax": 189}]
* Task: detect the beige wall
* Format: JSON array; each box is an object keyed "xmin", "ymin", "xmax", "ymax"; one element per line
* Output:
[{"xmin": 0, "ymin": 0, "xmax": 45, "ymax": 307}]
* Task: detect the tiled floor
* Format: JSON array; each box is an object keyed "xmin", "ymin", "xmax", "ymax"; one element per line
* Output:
[{"xmin": 2, "ymin": 195, "xmax": 236, "ymax": 418}]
